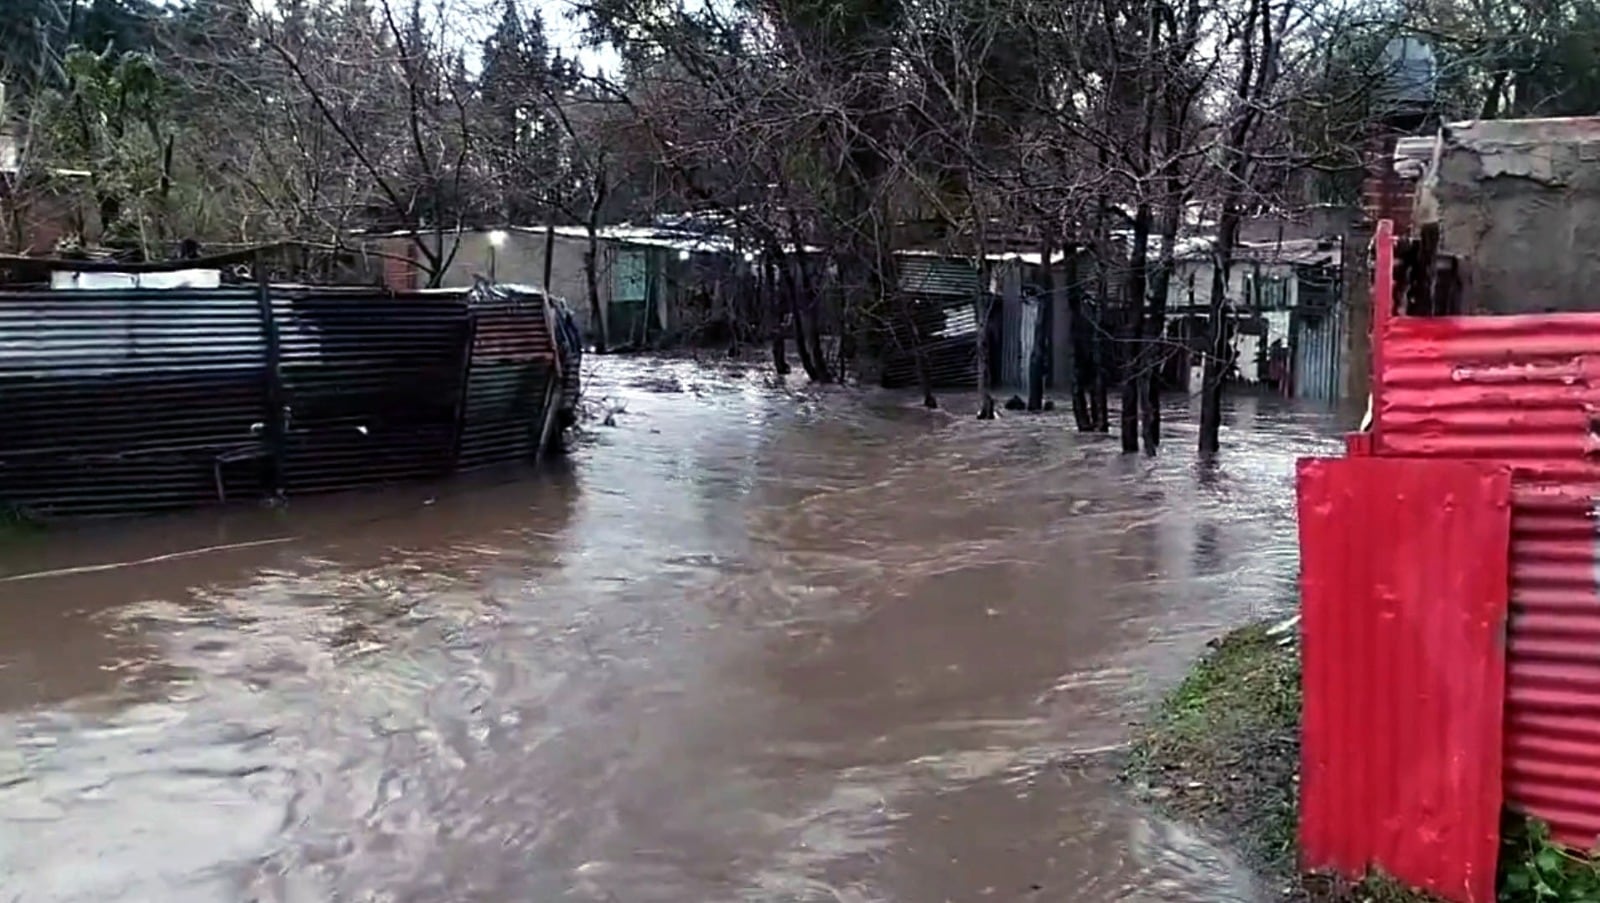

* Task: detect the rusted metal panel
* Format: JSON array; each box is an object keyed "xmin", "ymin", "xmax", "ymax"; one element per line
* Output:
[
  {"xmin": 458, "ymin": 289, "xmax": 562, "ymax": 470},
  {"xmin": 1298, "ymin": 457, "xmax": 1511, "ymax": 903},
  {"xmin": 0, "ymin": 282, "xmax": 574, "ymax": 518},
  {"xmin": 0, "ymin": 288, "xmax": 271, "ymax": 516}
]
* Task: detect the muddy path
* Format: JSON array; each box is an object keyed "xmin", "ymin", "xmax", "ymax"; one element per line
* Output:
[{"xmin": 0, "ymin": 358, "xmax": 1346, "ymax": 902}]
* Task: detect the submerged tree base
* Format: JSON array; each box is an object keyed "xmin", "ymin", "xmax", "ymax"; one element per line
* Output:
[{"xmin": 1121, "ymin": 622, "xmax": 1438, "ymax": 903}]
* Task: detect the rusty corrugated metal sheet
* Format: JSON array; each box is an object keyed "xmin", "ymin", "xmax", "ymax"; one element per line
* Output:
[
  {"xmin": 0, "ymin": 288, "xmax": 270, "ymax": 516},
  {"xmin": 274, "ymin": 289, "xmax": 472, "ymax": 493},
  {"xmin": 1372, "ymin": 310, "xmax": 1600, "ymax": 848},
  {"xmin": 1298, "ymin": 457, "xmax": 1511, "ymax": 903},
  {"xmin": 458, "ymin": 291, "xmax": 561, "ymax": 470},
  {"xmin": 0, "ymin": 282, "xmax": 573, "ymax": 519}
]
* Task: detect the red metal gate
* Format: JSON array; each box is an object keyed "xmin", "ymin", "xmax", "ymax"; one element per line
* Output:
[{"xmin": 1299, "ymin": 457, "xmax": 1513, "ymax": 903}]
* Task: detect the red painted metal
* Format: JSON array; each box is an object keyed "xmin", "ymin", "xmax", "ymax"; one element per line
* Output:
[
  {"xmin": 1358, "ymin": 217, "xmax": 1600, "ymax": 851},
  {"xmin": 1369, "ymin": 309, "xmax": 1600, "ymax": 848},
  {"xmin": 1298, "ymin": 457, "xmax": 1512, "ymax": 903}
]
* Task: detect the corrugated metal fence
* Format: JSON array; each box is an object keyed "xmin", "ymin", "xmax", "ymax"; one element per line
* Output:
[
  {"xmin": 1299, "ymin": 457, "xmax": 1512, "ymax": 903},
  {"xmin": 0, "ymin": 284, "xmax": 572, "ymax": 518},
  {"xmin": 1301, "ymin": 220, "xmax": 1600, "ymax": 902},
  {"xmin": 1000, "ymin": 296, "xmax": 1041, "ymax": 389},
  {"xmin": 880, "ymin": 295, "xmax": 998, "ymax": 389},
  {"xmin": 1372, "ymin": 309, "xmax": 1600, "ymax": 849},
  {"xmin": 1292, "ymin": 303, "xmax": 1343, "ymax": 401},
  {"xmin": 458, "ymin": 294, "xmax": 562, "ymax": 470}
]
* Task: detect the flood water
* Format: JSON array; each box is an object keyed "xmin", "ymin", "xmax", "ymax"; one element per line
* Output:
[{"xmin": 0, "ymin": 357, "xmax": 1345, "ymax": 903}]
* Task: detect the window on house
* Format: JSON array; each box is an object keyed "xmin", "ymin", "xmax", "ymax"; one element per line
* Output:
[{"xmin": 1247, "ymin": 274, "xmax": 1288, "ymax": 310}]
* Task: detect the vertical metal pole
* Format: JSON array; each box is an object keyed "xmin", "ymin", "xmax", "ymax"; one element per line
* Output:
[
  {"xmin": 255, "ymin": 254, "xmax": 286, "ymax": 499},
  {"xmin": 449, "ymin": 312, "xmax": 478, "ymax": 473},
  {"xmin": 543, "ymin": 219, "xmax": 556, "ymax": 297},
  {"xmin": 1371, "ymin": 219, "xmax": 1395, "ymax": 448}
]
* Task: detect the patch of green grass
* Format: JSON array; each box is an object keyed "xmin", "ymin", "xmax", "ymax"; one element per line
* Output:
[
  {"xmin": 1138, "ymin": 623, "xmax": 1301, "ymax": 751},
  {"xmin": 1124, "ymin": 623, "xmax": 1303, "ymax": 875},
  {"xmin": 1124, "ymin": 622, "xmax": 1438, "ymax": 902},
  {"xmin": 1129, "ymin": 621, "xmax": 1600, "ymax": 902}
]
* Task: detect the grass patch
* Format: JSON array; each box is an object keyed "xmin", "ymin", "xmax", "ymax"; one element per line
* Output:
[
  {"xmin": 1122, "ymin": 622, "xmax": 1437, "ymax": 902},
  {"xmin": 1124, "ymin": 621, "xmax": 1600, "ymax": 902}
]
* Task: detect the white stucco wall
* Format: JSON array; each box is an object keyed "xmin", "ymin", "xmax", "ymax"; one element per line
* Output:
[
  {"xmin": 1168, "ymin": 259, "xmax": 1299, "ymax": 385},
  {"xmin": 437, "ymin": 229, "xmax": 615, "ymax": 338}
]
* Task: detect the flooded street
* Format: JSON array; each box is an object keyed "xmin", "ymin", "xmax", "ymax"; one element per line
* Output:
[{"xmin": 0, "ymin": 357, "xmax": 1344, "ymax": 903}]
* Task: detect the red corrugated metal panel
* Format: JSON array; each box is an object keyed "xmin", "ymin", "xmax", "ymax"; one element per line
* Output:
[
  {"xmin": 1378, "ymin": 313, "xmax": 1600, "ymax": 474},
  {"xmin": 1298, "ymin": 457, "xmax": 1512, "ymax": 903},
  {"xmin": 1372, "ymin": 311, "xmax": 1600, "ymax": 848}
]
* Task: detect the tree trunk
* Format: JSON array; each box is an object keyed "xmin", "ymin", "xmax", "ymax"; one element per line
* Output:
[
  {"xmin": 1142, "ymin": 275, "xmax": 1169, "ymax": 454},
  {"xmin": 583, "ymin": 176, "xmax": 609, "ymax": 353},
  {"xmin": 794, "ymin": 250, "xmax": 833, "ymax": 382},
  {"xmin": 976, "ymin": 294, "xmax": 996, "ymax": 420},
  {"xmin": 918, "ymin": 345, "xmax": 938, "ymax": 408},
  {"xmin": 1199, "ymin": 209, "xmax": 1241, "ymax": 455},
  {"xmin": 805, "ymin": 301, "xmax": 832, "ymax": 382},
  {"xmin": 1200, "ymin": 0, "xmax": 1282, "ymax": 454},
  {"xmin": 583, "ymin": 228, "xmax": 607, "ymax": 353},
  {"xmin": 908, "ymin": 296, "xmax": 938, "ymax": 408},
  {"xmin": 1065, "ymin": 250, "xmax": 1093, "ymax": 430},
  {"xmin": 1121, "ymin": 202, "xmax": 1152, "ymax": 453},
  {"xmin": 766, "ymin": 259, "xmax": 791, "ymax": 375},
  {"xmin": 1118, "ymin": 343, "xmax": 1140, "ymax": 449},
  {"xmin": 786, "ymin": 263, "xmax": 822, "ymax": 381},
  {"xmin": 542, "ymin": 221, "xmax": 556, "ymax": 292},
  {"xmin": 1027, "ymin": 232, "xmax": 1050, "ymax": 412},
  {"xmin": 772, "ymin": 334, "xmax": 791, "ymax": 375},
  {"xmin": 1091, "ymin": 182, "xmax": 1113, "ymax": 433},
  {"xmin": 1144, "ymin": 151, "xmax": 1183, "ymax": 453},
  {"xmin": 1093, "ymin": 366, "xmax": 1110, "ymax": 430}
]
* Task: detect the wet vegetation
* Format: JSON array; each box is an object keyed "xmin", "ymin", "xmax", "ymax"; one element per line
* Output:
[
  {"xmin": 1122, "ymin": 622, "xmax": 1437, "ymax": 902},
  {"xmin": 1122, "ymin": 624, "xmax": 1303, "ymax": 883},
  {"xmin": 1126, "ymin": 623, "xmax": 1600, "ymax": 902},
  {"xmin": 1500, "ymin": 818, "xmax": 1600, "ymax": 902}
]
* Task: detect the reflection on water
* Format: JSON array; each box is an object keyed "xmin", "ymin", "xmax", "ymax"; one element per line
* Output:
[{"xmin": 0, "ymin": 358, "xmax": 1344, "ymax": 902}]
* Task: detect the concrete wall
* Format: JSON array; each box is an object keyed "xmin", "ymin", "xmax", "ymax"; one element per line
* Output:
[
  {"xmin": 1431, "ymin": 117, "xmax": 1600, "ymax": 314},
  {"xmin": 379, "ymin": 228, "xmax": 758, "ymax": 348},
  {"xmin": 437, "ymin": 230, "xmax": 612, "ymax": 337}
]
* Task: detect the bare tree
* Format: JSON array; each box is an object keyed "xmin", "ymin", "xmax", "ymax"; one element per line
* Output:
[{"xmin": 247, "ymin": 0, "xmax": 478, "ymax": 286}]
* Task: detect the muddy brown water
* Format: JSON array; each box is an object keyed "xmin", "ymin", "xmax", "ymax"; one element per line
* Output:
[{"xmin": 0, "ymin": 357, "xmax": 1347, "ymax": 903}]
